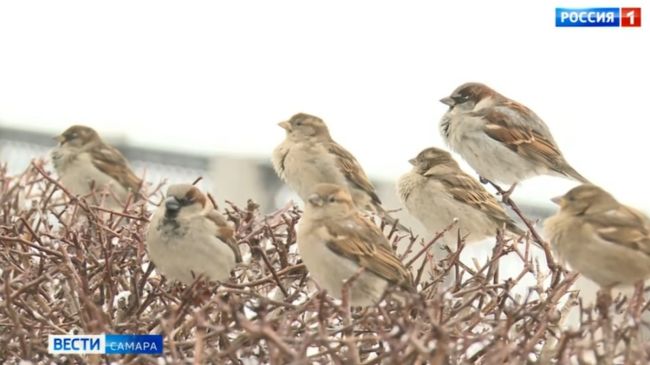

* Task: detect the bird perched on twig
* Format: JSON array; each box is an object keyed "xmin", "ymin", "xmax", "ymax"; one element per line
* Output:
[
  {"xmin": 51, "ymin": 125, "xmax": 142, "ymax": 209},
  {"xmin": 398, "ymin": 147, "xmax": 524, "ymax": 244},
  {"xmin": 272, "ymin": 113, "xmax": 406, "ymax": 231},
  {"xmin": 544, "ymin": 184, "xmax": 650, "ymax": 290},
  {"xmin": 297, "ymin": 183, "xmax": 413, "ymax": 306},
  {"xmin": 439, "ymin": 82, "xmax": 588, "ymax": 186},
  {"xmin": 146, "ymin": 184, "xmax": 242, "ymax": 284}
]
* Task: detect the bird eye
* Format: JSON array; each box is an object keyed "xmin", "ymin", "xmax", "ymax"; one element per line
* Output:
[
  {"xmin": 453, "ymin": 94, "xmax": 470, "ymax": 103},
  {"xmin": 328, "ymin": 196, "xmax": 336, "ymax": 203},
  {"xmin": 296, "ymin": 121, "xmax": 303, "ymax": 126},
  {"xmin": 179, "ymin": 197, "xmax": 193, "ymax": 206}
]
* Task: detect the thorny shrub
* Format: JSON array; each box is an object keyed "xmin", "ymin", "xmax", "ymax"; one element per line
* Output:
[{"xmin": 0, "ymin": 161, "xmax": 649, "ymax": 364}]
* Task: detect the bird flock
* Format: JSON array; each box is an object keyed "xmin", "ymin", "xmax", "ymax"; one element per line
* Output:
[{"xmin": 47, "ymin": 82, "xmax": 650, "ymax": 308}]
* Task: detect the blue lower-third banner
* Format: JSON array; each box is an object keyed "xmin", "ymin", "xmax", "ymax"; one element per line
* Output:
[{"xmin": 48, "ymin": 334, "xmax": 163, "ymax": 355}]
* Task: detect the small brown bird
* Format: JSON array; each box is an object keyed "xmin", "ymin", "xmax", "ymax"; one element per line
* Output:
[
  {"xmin": 297, "ymin": 183, "xmax": 413, "ymax": 306},
  {"xmin": 51, "ymin": 125, "xmax": 142, "ymax": 209},
  {"xmin": 272, "ymin": 113, "xmax": 405, "ymax": 230},
  {"xmin": 398, "ymin": 147, "xmax": 524, "ymax": 243},
  {"xmin": 146, "ymin": 184, "xmax": 242, "ymax": 284},
  {"xmin": 544, "ymin": 184, "xmax": 650, "ymax": 289},
  {"xmin": 439, "ymin": 82, "xmax": 588, "ymax": 185}
]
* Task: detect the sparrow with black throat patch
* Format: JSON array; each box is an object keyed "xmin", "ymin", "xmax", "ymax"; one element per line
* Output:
[
  {"xmin": 439, "ymin": 82, "xmax": 588, "ymax": 188},
  {"xmin": 146, "ymin": 184, "xmax": 242, "ymax": 284}
]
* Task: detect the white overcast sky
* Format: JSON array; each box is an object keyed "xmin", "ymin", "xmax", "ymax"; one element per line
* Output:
[{"xmin": 0, "ymin": 0, "xmax": 648, "ymax": 209}]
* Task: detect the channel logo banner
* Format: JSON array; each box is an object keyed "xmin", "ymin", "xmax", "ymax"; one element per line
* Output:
[
  {"xmin": 48, "ymin": 335, "xmax": 105, "ymax": 354},
  {"xmin": 49, "ymin": 334, "xmax": 163, "ymax": 355},
  {"xmin": 556, "ymin": 7, "xmax": 642, "ymax": 27},
  {"xmin": 556, "ymin": 8, "xmax": 620, "ymax": 27}
]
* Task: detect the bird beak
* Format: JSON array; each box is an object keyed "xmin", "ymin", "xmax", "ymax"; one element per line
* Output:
[
  {"xmin": 53, "ymin": 135, "xmax": 65, "ymax": 145},
  {"xmin": 278, "ymin": 121, "xmax": 291, "ymax": 131},
  {"xmin": 550, "ymin": 196, "xmax": 563, "ymax": 205},
  {"xmin": 408, "ymin": 158, "xmax": 417, "ymax": 166},
  {"xmin": 165, "ymin": 197, "xmax": 181, "ymax": 216},
  {"xmin": 440, "ymin": 97, "xmax": 455, "ymax": 107},
  {"xmin": 307, "ymin": 194, "xmax": 323, "ymax": 207}
]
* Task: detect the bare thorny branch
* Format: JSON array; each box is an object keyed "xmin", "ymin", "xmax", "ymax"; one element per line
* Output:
[{"xmin": 0, "ymin": 161, "xmax": 649, "ymax": 363}]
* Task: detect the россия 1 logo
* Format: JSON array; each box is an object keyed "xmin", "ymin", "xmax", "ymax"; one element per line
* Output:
[{"xmin": 556, "ymin": 7, "xmax": 641, "ymax": 27}]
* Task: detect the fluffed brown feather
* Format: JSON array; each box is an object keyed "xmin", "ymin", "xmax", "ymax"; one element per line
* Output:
[
  {"xmin": 585, "ymin": 207, "xmax": 650, "ymax": 256},
  {"xmin": 324, "ymin": 214, "xmax": 392, "ymax": 249},
  {"xmin": 327, "ymin": 141, "xmax": 381, "ymax": 205},
  {"xmin": 323, "ymin": 221, "xmax": 413, "ymax": 289},
  {"xmin": 479, "ymin": 110, "xmax": 589, "ymax": 183},
  {"xmin": 424, "ymin": 166, "xmax": 525, "ymax": 236},
  {"xmin": 87, "ymin": 144, "xmax": 142, "ymax": 193},
  {"xmin": 206, "ymin": 210, "xmax": 242, "ymax": 263}
]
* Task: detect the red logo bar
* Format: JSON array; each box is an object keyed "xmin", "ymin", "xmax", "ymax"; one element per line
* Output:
[{"xmin": 621, "ymin": 7, "xmax": 642, "ymax": 27}]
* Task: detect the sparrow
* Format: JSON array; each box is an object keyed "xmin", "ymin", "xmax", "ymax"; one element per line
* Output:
[
  {"xmin": 51, "ymin": 125, "xmax": 142, "ymax": 209},
  {"xmin": 439, "ymin": 82, "xmax": 588, "ymax": 185},
  {"xmin": 297, "ymin": 183, "xmax": 413, "ymax": 306},
  {"xmin": 272, "ymin": 113, "xmax": 406, "ymax": 230},
  {"xmin": 146, "ymin": 184, "xmax": 242, "ymax": 284},
  {"xmin": 397, "ymin": 147, "xmax": 525, "ymax": 243},
  {"xmin": 544, "ymin": 184, "xmax": 650, "ymax": 289}
]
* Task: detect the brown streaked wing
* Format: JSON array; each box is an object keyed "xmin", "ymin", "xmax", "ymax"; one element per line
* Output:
[
  {"xmin": 276, "ymin": 148, "xmax": 288, "ymax": 174},
  {"xmin": 324, "ymin": 223, "xmax": 412, "ymax": 287},
  {"xmin": 500, "ymin": 99, "xmax": 536, "ymax": 119},
  {"xmin": 588, "ymin": 207, "xmax": 650, "ymax": 256},
  {"xmin": 325, "ymin": 214, "xmax": 392, "ymax": 249},
  {"xmin": 327, "ymin": 141, "xmax": 381, "ymax": 205},
  {"xmin": 206, "ymin": 210, "xmax": 243, "ymax": 263},
  {"xmin": 424, "ymin": 167, "xmax": 525, "ymax": 235},
  {"xmin": 428, "ymin": 169, "xmax": 510, "ymax": 221},
  {"xmin": 89, "ymin": 145, "xmax": 142, "ymax": 192},
  {"xmin": 479, "ymin": 110, "xmax": 563, "ymax": 167}
]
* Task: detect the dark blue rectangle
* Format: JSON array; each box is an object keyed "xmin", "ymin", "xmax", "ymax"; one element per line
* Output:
[
  {"xmin": 556, "ymin": 7, "xmax": 620, "ymax": 27},
  {"xmin": 105, "ymin": 334, "xmax": 163, "ymax": 355}
]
